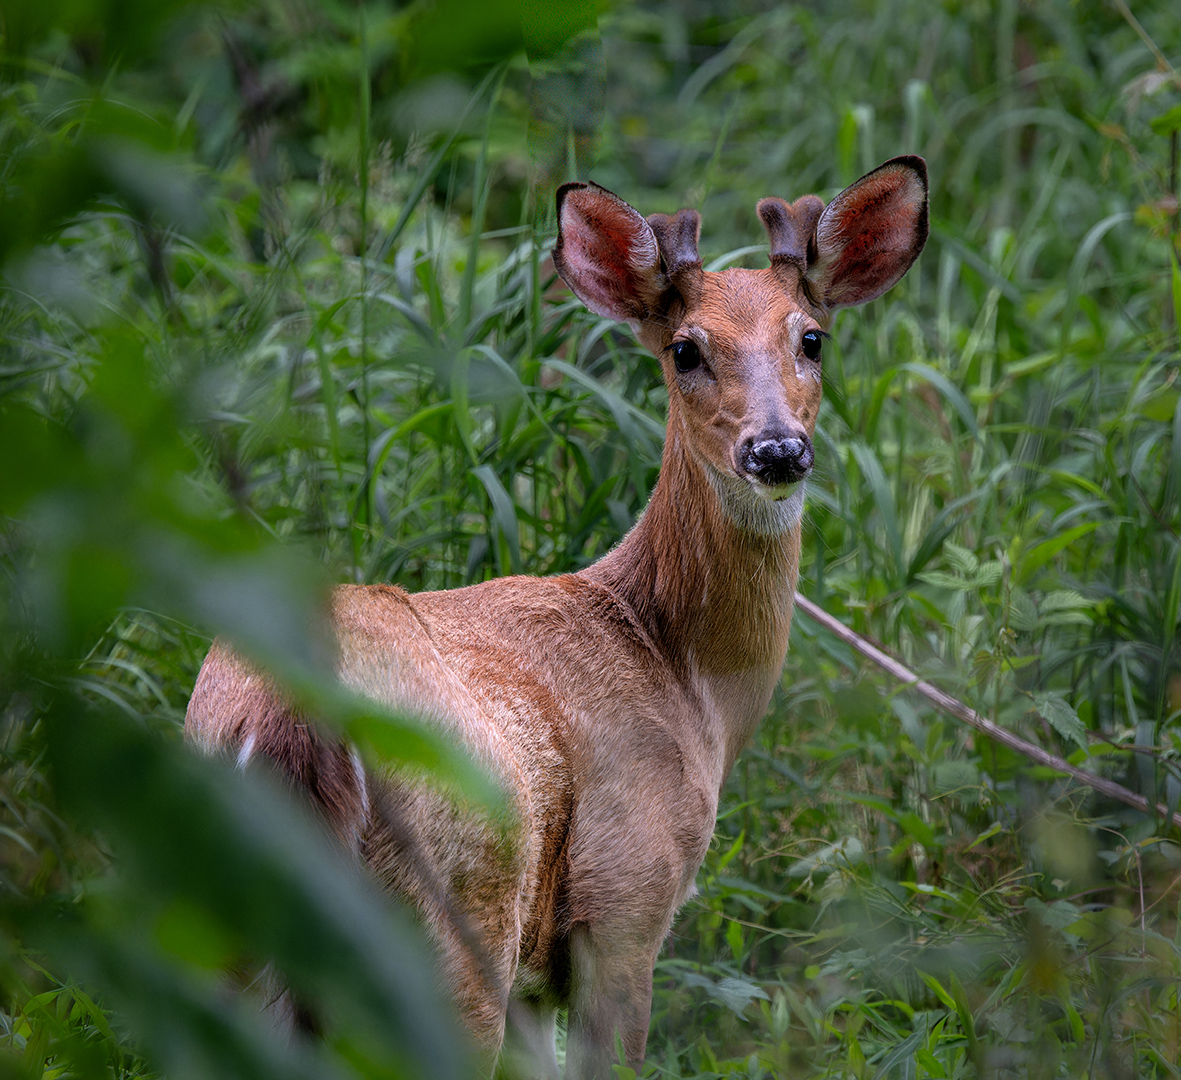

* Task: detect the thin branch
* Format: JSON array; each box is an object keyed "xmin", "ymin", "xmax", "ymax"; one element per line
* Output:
[
  {"xmin": 794, "ymin": 592, "xmax": 1181, "ymax": 831},
  {"xmin": 1110, "ymin": 0, "xmax": 1176, "ymax": 75}
]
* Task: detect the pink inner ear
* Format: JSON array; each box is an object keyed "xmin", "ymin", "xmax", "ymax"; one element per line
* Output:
[
  {"xmin": 811, "ymin": 162, "xmax": 928, "ymax": 309},
  {"xmin": 554, "ymin": 186, "xmax": 662, "ymax": 322}
]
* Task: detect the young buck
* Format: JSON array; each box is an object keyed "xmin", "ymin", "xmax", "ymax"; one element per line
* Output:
[{"xmin": 186, "ymin": 156, "xmax": 928, "ymax": 1078}]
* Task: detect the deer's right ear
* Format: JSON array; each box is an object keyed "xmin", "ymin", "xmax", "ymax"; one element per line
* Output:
[{"xmin": 553, "ymin": 182, "xmax": 667, "ymax": 324}]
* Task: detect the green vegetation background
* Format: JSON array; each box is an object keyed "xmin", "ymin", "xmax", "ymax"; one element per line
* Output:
[{"xmin": 2, "ymin": 0, "xmax": 1180, "ymax": 1076}]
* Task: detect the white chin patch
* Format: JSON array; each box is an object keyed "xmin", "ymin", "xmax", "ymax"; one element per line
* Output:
[{"xmin": 707, "ymin": 468, "xmax": 806, "ymax": 535}]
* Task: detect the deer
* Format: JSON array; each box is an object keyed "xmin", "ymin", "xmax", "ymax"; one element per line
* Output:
[{"xmin": 185, "ymin": 155, "xmax": 928, "ymax": 1079}]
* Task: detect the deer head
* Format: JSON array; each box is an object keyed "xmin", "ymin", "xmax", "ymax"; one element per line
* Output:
[{"xmin": 552, "ymin": 157, "xmax": 929, "ymax": 535}]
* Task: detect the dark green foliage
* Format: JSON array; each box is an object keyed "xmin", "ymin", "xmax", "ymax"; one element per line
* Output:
[{"xmin": 1, "ymin": 0, "xmax": 1180, "ymax": 1077}]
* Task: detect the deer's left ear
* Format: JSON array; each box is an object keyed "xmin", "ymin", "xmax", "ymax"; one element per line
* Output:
[{"xmin": 807, "ymin": 156, "xmax": 929, "ymax": 310}]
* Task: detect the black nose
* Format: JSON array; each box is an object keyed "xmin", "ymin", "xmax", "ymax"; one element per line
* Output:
[{"xmin": 739, "ymin": 433, "xmax": 814, "ymax": 485}]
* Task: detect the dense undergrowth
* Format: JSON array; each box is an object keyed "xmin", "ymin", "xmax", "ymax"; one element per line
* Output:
[{"xmin": 2, "ymin": 0, "xmax": 1181, "ymax": 1077}]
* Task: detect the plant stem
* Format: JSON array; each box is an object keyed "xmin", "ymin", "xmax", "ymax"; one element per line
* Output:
[{"xmin": 794, "ymin": 592, "xmax": 1181, "ymax": 829}]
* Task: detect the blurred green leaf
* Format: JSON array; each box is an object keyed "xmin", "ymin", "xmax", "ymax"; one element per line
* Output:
[
  {"xmin": 472, "ymin": 463, "xmax": 523, "ymax": 574},
  {"xmin": 680, "ymin": 972, "xmax": 768, "ymax": 1019},
  {"xmin": 943, "ymin": 542, "xmax": 978, "ymax": 576},
  {"xmin": 1149, "ymin": 104, "xmax": 1181, "ymax": 136},
  {"xmin": 35, "ymin": 697, "xmax": 472, "ymax": 1079},
  {"xmin": 1172, "ymin": 248, "xmax": 1181, "ymax": 348},
  {"xmin": 1016, "ymin": 524, "xmax": 1100, "ymax": 584}
]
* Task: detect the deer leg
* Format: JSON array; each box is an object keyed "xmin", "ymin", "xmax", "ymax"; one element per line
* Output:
[
  {"xmin": 497, "ymin": 997, "xmax": 561, "ymax": 1080},
  {"xmin": 564, "ymin": 921, "xmax": 657, "ymax": 1080},
  {"xmin": 361, "ymin": 777, "xmax": 526, "ymax": 1059}
]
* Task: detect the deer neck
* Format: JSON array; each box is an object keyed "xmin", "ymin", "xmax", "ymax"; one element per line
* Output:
[{"xmin": 581, "ymin": 407, "xmax": 802, "ymax": 775}]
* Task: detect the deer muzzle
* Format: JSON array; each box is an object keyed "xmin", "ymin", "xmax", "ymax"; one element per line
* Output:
[{"xmin": 738, "ymin": 431, "xmax": 814, "ymax": 487}]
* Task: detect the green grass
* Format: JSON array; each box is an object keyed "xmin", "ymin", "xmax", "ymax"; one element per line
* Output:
[{"xmin": 2, "ymin": 0, "xmax": 1181, "ymax": 1076}]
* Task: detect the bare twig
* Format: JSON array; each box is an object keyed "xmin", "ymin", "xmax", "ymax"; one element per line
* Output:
[
  {"xmin": 794, "ymin": 592, "xmax": 1181, "ymax": 831},
  {"xmin": 1110, "ymin": 0, "xmax": 1176, "ymax": 75}
]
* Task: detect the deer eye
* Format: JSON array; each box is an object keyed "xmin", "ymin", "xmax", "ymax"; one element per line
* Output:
[
  {"xmin": 801, "ymin": 330, "xmax": 823, "ymax": 361},
  {"xmin": 671, "ymin": 340, "xmax": 703, "ymax": 373}
]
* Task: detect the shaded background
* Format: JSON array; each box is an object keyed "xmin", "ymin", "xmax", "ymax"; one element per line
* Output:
[{"xmin": 1, "ymin": 0, "xmax": 1180, "ymax": 1076}]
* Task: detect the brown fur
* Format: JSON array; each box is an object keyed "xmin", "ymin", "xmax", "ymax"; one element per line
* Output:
[{"xmin": 185, "ymin": 157, "xmax": 928, "ymax": 1079}]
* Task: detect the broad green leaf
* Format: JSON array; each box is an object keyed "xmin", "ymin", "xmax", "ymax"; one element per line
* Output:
[
  {"xmin": 847, "ymin": 1034, "xmax": 866, "ymax": 1072},
  {"xmin": 1016, "ymin": 523, "xmax": 1100, "ymax": 582},
  {"xmin": 916, "ymin": 970, "xmax": 957, "ymax": 1010},
  {"xmin": 898, "ymin": 361, "xmax": 980, "ymax": 439},
  {"xmin": 1043, "ymin": 610, "xmax": 1092, "ymax": 627},
  {"xmin": 680, "ymin": 973, "xmax": 769, "ymax": 1019},
  {"xmin": 1003, "ymin": 351, "xmax": 1057, "ymax": 378},
  {"xmin": 943, "ymin": 541, "xmax": 978, "ymax": 575},
  {"xmin": 471, "ymin": 463, "xmax": 522, "ymax": 574},
  {"xmin": 449, "ymin": 351, "xmax": 475, "ymax": 461},
  {"xmin": 153, "ymin": 897, "xmax": 237, "ymax": 970},
  {"xmin": 716, "ymin": 830, "xmax": 746, "ymax": 873},
  {"xmin": 1024, "ymin": 897, "xmax": 1084, "ymax": 932},
  {"xmin": 1169, "ymin": 396, "xmax": 1181, "ymax": 506},
  {"xmin": 917, "ymin": 570, "xmax": 972, "ymax": 591},
  {"xmin": 869, "ymin": 1029, "xmax": 925, "ymax": 1080},
  {"xmin": 897, "ymin": 812, "xmax": 938, "ymax": 849},
  {"xmin": 1040, "ymin": 590, "xmax": 1091, "ymax": 612},
  {"xmin": 850, "ymin": 442, "xmax": 903, "ymax": 577},
  {"xmin": 40, "ymin": 700, "xmax": 472, "ymax": 1080},
  {"xmin": 1150, "ymin": 104, "xmax": 1181, "ymax": 135},
  {"xmin": 966, "ymin": 821, "xmax": 1006, "ymax": 849},
  {"xmin": 915, "ymin": 1047, "xmax": 948, "ymax": 1077},
  {"xmin": 1009, "ymin": 587, "xmax": 1039, "ymax": 631},
  {"xmin": 906, "ymin": 491, "xmax": 982, "ymax": 580},
  {"xmin": 1173, "ymin": 248, "xmax": 1181, "ymax": 349},
  {"xmin": 974, "ymin": 561, "xmax": 1002, "ymax": 588},
  {"xmin": 725, "ymin": 919, "xmax": 745, "ymax": 964},
  {"xmin": 948, "ymin": 971, "xmax": 980, "ymax": 1064},
  {"xmin": 1063, "ymin": 1000, "xmax": 1086, "ymax": 1045},
  {"xmin": 1033, "ymin": 693, "xmax": 1087, "ymax": 748},
  {"xmin": 931, "ymin": 760, "xmax": 980, "ymax": 799},
  {"xmin": 344, "ymin": 702, "xmax": 505, "ymax": 814},
  {"xmin": 787, "ymin": 836, "xmax": 864, "ymax": 877}
]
